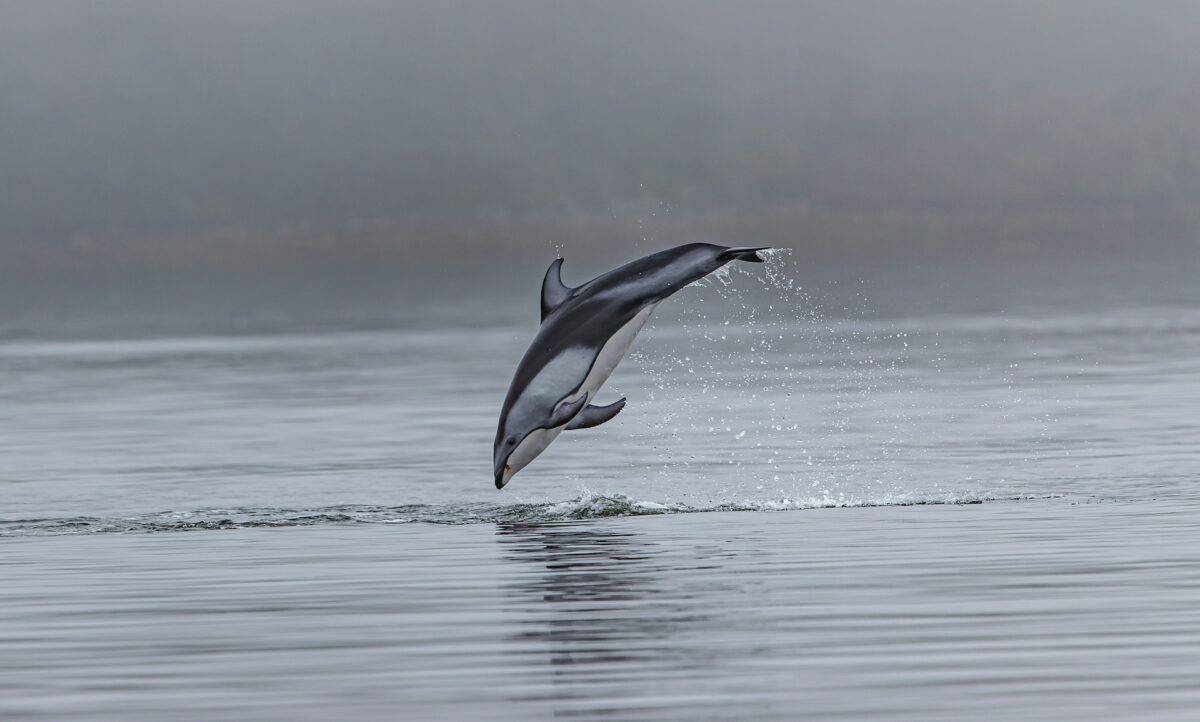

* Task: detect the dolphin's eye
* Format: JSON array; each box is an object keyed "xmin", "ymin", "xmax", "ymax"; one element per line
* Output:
[{"xmin": 506, "ymin": 437, "xmax": 516, "ymax": 446}]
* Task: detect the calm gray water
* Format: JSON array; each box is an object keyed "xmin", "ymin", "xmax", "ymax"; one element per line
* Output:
[{"xmin": 3, "ymin": 255, "xmax": 1200, "ymax": 719}]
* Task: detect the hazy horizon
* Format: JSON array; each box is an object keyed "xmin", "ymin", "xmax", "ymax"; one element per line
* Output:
[{"xmin": 2, "ymin": 0, "xmax": 1198, "ymax": 286}]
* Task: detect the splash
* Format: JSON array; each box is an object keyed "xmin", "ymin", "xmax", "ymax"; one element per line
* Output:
[
  {"xmin": 0, "ymin": 491, "xmax": 1042, "ymax": 536},
  {"xmin": 635, "ymin": 247, "xmax": 942, "ymax": 502}
]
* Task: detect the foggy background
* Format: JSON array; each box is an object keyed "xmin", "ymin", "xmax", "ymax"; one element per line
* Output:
[{"xmin": 2, "ymin": 1, "xmax": 1198, "ymax": 333}]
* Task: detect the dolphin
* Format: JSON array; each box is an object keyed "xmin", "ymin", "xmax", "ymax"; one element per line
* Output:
[{"xmin": 493, "ymin": 243, "xmax": 770, "ymax": 489}]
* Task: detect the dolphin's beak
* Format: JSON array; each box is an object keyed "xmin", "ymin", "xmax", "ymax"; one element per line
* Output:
[{"xmin": 495, "ymin": 464, "xmax": 512, "ymax": 490}]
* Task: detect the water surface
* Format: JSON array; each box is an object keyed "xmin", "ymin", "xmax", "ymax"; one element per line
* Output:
[{"xmin": 2, "ymin": 256, "xmax": 1198, "ymax": 719}]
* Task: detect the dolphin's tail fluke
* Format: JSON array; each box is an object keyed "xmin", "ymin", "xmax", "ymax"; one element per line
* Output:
[{"xmin": 721, "ymin": 246, "xmax": 771, "ymax": 263}]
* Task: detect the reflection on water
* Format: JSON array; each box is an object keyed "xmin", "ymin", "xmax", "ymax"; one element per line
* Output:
[
  {"xmin": 499, "ymin": 522, "xmax": 704, "ymax": 714},
  {"xmin": 500, "ymin": 523, "xmax": 661, "ymax": 603},
  {"xmin": 4, "ymin": 499, "xmax": 1200, "ymax": 720}
]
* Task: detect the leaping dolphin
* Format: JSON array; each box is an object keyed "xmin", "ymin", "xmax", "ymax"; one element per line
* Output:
[{"xmin": 493, "ymin": 243, "xmax": 770, "ymax": 489}]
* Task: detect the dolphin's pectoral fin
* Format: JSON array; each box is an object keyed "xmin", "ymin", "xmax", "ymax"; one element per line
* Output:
[
  {"xmin": 566, "ymin": 398, "xmax": 627, "ymax": 430},
  {"xmin": 541, "ymin": 257, "xmax": 575, "ymax": 321},
  {"xmin": 720, "ymin": 246, "xmax": 771, "ymax": 263},
  {"xmin": 547, "ymin": 393, "xmax": 589, "ymax": 429}
]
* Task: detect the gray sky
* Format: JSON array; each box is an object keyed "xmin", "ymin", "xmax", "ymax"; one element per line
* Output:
[{"xmin": 2, "ymin": 1, "xmax": 1198, "ymax": 277}]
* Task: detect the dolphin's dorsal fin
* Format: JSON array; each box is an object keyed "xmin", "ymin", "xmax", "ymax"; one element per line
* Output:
[
  {"xmin": 541, "ymin": 257, "xmax": 574, "ymax": 321},
  {"xmin": 565, "ymin": 398, "xmax": 626, "ymax": 430}
]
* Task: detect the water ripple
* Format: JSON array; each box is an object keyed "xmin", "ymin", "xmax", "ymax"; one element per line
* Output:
[{"xmin": 0, "ymin": 491, "xmax": 1045, "ymax": 536}]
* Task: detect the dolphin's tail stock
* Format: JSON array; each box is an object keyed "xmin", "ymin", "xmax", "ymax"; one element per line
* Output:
[{"xmin": 720, "ymin": 246, "xmax": 771, "ymax": 263}]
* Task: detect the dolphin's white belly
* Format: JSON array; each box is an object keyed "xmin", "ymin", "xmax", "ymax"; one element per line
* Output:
[
  {"xmin": 577, "ymin": 301, "xmax": 658, "ymax": 403},
  {"xmin": 507, "ymin": 302, "xmax": 659, "ymax": 475}
]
